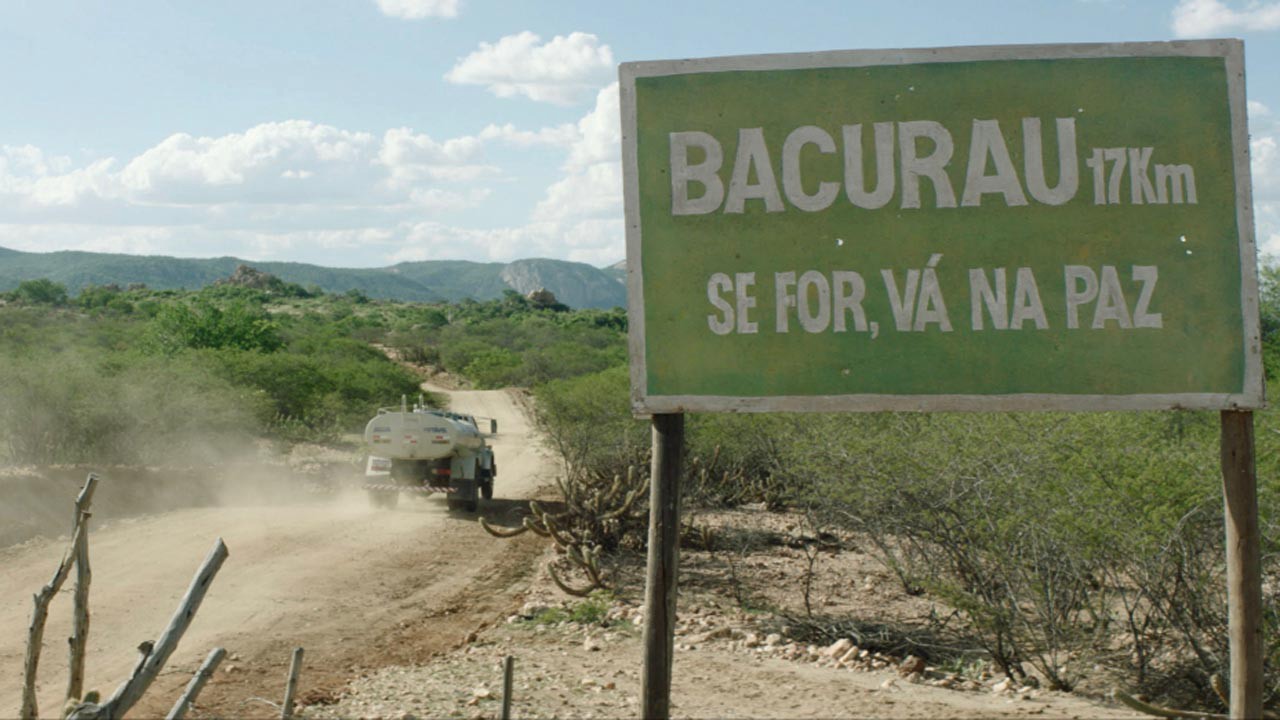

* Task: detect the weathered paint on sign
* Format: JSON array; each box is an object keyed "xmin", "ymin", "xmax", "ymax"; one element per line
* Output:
[{"xmin": 620, "ymin": 41, "xmax": 1262, "ymax": 414}]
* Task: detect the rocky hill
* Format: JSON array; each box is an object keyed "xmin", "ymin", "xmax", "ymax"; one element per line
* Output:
[
  {"xmin": 0, "ymin": 247, "xmax": 626, "ymax": 309},
  {"xmin": 500, "ymin": 258, "xmax": 626, "ymax": 310},
  {"xmin": 605, "ymin": 258, "xmax": 626, "ymax": 285}
]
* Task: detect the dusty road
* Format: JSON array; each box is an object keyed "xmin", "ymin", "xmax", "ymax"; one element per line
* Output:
[{"xmin": 1, "ymin": 387, "xmax": 552, "ymax": 719}]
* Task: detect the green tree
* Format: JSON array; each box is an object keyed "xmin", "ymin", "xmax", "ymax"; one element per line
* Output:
[
  {"xmin": 148, "ymin": 298, "xmax": 284, "ymax": 353},
  {"xmin": 12, "ymin": 278, "xmax": 68, "ymax": 305}
]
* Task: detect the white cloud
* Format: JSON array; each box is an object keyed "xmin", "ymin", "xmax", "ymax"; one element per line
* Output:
[
  {"xmin": 0, "ymin": 85, "xmax": 631, "ymax": 267},
  {"xmin": 27, "ymin": 159, "xmax": 117, "ymax": 207},
  {"xmin": 478, "ymin": 122, "xmax": 578, "ymax": 148},
  {"xmin": 396, "ymin": 221, "xmax": 534, "ymax": 263},
  {"xmin": 1, "ymin": 145, "xmax": 71, "ymax": 179},
  {"xmin": 389, "ymin": 84, "xmax": 626, "ymax": 266},
  {"xmin": 445, "ymin": 31, "xmax": 614, "ymax": 105},
  {"xmin": 0, "ymin": 120, "xmax": 509, "ymax": 218},
  {"xmin": 1255, "ymin": 135, "xmax": 1279, "ymax": 198},
  {"xmin": 535, "ymin": 163, "xmax": 621, "ymax": 223},
  {"xmin": 378, "ymin": 127, "xmax": 494, "ymax": 187},
  {"xmin": 0, "ymin": 119, "xmax": 517, "ymax": 259},
  {"xmin": 1249, "ymin": 102, "xmax": 1280, "ymax": 255},
  {"xmin": 528, "ymin": 83, "xmax": 624, "ymax": 263},
  {"xmin": 119, "ymin": 121, "xmax": 382, "ymax": 205},
  {"xmin": 374, "ymin": 0, "xmax": 458, "ymax": 20},
  {"xmin": 566, "ymin": 83, "xmax": 620, "ymax": 171},
  {"xmin": 392, "ymin": 216, "xmax": 620, "ymax": 265},
  {"xmin": 534, "ymin": 83, "xmax": 621, "ymax": 220},
  {"xmin": 408, "ymin": 187, "xmax": 491, "ymax": 211},
  {"xmin": 559, "ymin": 218, "xmax": 625, "ymax": 265},
  {"xmin": 0, "ymin": 223, "xmax": 240, "ymax": 261},
  {"xmin": 1172, "ymin": 0, "xmax": 1280, "ymax": 37},
  {"xmin": 0, "ymin": 224, "xmax": 178, "ymax": 257}
]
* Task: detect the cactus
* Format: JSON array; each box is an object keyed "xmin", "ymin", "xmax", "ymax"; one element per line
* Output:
[
  {"xmin": 478, "ymin": 517, "xmax": 528, "ymax": 538},
  {"xmin": 479, "ymin": 464, "xmax": 650, "ymax": 595}
]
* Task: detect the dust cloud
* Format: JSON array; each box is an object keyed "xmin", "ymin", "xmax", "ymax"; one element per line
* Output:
[{"xmin": 0, "ymin": 444, "xmax": 371, "ymax": 549}]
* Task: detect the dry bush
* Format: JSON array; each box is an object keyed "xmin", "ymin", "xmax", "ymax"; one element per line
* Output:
[{"xmin": 795, "ymin": 410, "xmax": 1277, "ymax": 708}]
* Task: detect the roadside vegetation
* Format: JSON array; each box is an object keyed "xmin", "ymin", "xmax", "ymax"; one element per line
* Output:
[
  {"xmin": 383, "ymin": 290, "xmax": 626, "ymax": 389},
  {"xmin": 519, "ymin": 267, "xmax": 1280, "ymax": 713},
  {"xmin": 5, "ymin": 266, "xmax": 1280, "ymax": 713},
  {"xmin": 0, "ymin": 276, "xmax": 625, "ymax": 463},
  {"xmin": 0, "ymin": 277, "xmax": 422, "ymax": 462},
  {"xmin": 533, "ymin": 404, "xmax": 1280, "ymax": 711}
]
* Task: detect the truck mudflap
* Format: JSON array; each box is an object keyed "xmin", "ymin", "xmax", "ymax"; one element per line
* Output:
[
  {"xmin": 360, "ymin": 483, "xmax": 451, "ymax": 494},
  {"xmin": 445, "ymin": 478, "xmax": 479, "ymax": 512}
]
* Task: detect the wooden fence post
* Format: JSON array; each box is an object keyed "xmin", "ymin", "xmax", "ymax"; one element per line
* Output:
[
  {"xmin": 281, "ymin": 647, "xmax": 304, "ymax": 720},
  {"xmin": 1221, "ymin": 410, "xmax": 1263, "ymax": 719},
  {"xmin": 501, "ymin": 655, "xmax": 514, "ymax": 720},
  {"xmin": 21, "ymin": 519, "xmax": 89, "ymax": 720},
  {"xmin": 642, "ymin": 413, "xmax": 684, "ymax": 720},
  {"xmin": 67, "ymin": 473, "xmax": 99, "ymax": 705},
  {"xmin": 69, "ymin": 538, "xmax": 229, "ymax": 720},
  {"xmin": 165, "ymin": 647, "xmax": 226, "ymax": 720}
]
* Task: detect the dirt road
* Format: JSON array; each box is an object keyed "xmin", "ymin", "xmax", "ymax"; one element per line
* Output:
[{"xmin": 1, "ymin": 387, "xmax": 552, "ymax": 719}]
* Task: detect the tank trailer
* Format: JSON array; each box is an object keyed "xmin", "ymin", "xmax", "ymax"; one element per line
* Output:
[{"xmin": 362, "ymin": 396, "xmax": 497, "ymax": 512}]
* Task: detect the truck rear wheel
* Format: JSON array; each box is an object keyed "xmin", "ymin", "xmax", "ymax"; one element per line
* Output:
[{"xmin": 369, "ymin": 489, "xmax": 399, "ymax": 509}]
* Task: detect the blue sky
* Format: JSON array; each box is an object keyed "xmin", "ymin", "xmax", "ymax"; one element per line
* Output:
[{"xmin": 1, "ymin": 0, "xmax": 1277, "ymax": 268}]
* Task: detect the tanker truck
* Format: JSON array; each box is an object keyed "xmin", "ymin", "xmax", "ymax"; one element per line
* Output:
[{"xmin": 361, "ymin": 396, "xmax": 497, "ymax": 511}]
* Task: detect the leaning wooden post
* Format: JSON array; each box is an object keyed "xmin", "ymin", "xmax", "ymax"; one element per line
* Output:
[
  {"xmin": 641, "ymin": 413, "xmax": 683, "ymax": 720},
  {"xmin": 67, "ymin": 473, "xmax": 100, "ymax": 705},
  {"xmin": 69, "ymin": 538, "xmax": 229, "ymax": 720},
  {"xmin": 281, "ymin": 647, "xmax": 304, "ymax": 720},
  {"xmin": 21, "ymin": 519, "xmax": 88, "ymax": 720},
  {"xmin": 165, "ymin": 647, "xmax": 226, "ymax": 720},
  {"xmin": 1221, "ymin": 410, "xmax": 1263, "ymax": 719}
]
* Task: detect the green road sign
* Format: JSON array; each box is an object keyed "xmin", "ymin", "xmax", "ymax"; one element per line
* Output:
[{"xmin": 620, "ymin": 40, "xmax": 1262, "ymax": 413}]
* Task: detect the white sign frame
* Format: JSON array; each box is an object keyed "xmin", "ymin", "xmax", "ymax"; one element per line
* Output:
[{"xmin": 620, "ymin": 39, "xmax": 1262, "ymax": 415}]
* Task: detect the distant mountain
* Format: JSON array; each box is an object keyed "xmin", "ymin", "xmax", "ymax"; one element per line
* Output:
[
  {"xmin": 605, "ymin": 259, "xmax": 626, "ymax": 285},
  {"xmin": 500, "ymin": 259, "xmax": 628, "ymax": 311},
  {"xmin": 0, "ymin": 247, "xmax": 627, "ymax": 309}
]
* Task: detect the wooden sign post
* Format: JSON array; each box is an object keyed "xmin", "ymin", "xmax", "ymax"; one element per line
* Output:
[
  {"xmin": 642, "ymin": 413, "xmax": 684, "ymax": 720},
  {"xmin": 1221, "ymin": 410, "xmax": 1262, "ymax": 719},
  {"xmin": 621, "ymin": 40, "xmax": 1264, "ymax": 718}
]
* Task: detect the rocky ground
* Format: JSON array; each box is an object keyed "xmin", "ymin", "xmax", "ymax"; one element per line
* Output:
[{"xmin": 300, "ymin": 507, "xmax": 1146, "ymax": 720}]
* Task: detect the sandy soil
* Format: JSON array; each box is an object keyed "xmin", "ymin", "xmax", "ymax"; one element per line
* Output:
[
  {"xmin": 305, "ymin": 514, "xmax": 1150, "ymax": 720},
  {"xmin": 1, "ymin": 387, "xmax": 552, "ymax": 719}
]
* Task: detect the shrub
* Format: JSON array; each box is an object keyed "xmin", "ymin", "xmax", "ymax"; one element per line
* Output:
[
  {"xmin": 464, "ymin": 348, "xmax": 522, "ymax": 389},
  {"xmin": 208, "ymin": 337, "xmax": 421, "ymax": 441},
  {"xmin": 686, "ymin": 413, "xmax": 792, "ymax": 508},
  {"xmin": 569, "ymin": 590, "xmax": 616, "ymax": 625},
  {"xmin": 148, "ymin": 298, "xmax": 284, "ymax": 354},
  {"xmin": 792, "ymin": 409, "xmax": 1278, "ymax": 707},
  {"xmin": 533, "ymin": 366, "xmax": 648, "ymax": 483},
  {"xmin": 386, "ymin": 302, "xmax": 627, "ymax": 389},
  {"xmin": 11, "ymin": 278, "xmax": 68, "ymax": 305}
]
